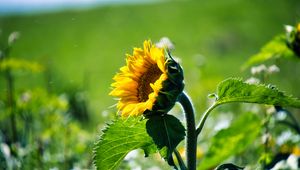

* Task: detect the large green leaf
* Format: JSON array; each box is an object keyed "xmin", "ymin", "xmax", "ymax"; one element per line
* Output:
[
  {"xmin": 198, "ymin": 113, "xmax": 261, "ymax": 170},
  {"xmin": 146, "ymin": 114, "xmax": 185, "ymax": 166},
  {"xmin": 215, "ymin": 78, "xmax": 300, "ymax": 108},
  {"xmin": 242, "ymin": 35, "xmax": 295, "ymax": 69},
  {"xmin": 93, "ymin": 117, "xmax": 157, "ymax": 170}
]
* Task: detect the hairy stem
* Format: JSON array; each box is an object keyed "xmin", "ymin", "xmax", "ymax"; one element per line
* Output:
[
  {"xmin": 178, "ymin": 92, "xmax": 196, "ymax": 170},
  {"xmin": 196, "ymin": 102, "xmax": 218, "ymax": 137}
]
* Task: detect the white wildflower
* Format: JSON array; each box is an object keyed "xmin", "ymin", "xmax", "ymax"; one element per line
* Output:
[
  {"xmin": 285, "ymin": 25, "xmax": 294, "ymax": 34},
  {"xmin": 156, "ymin": 37, "xmax": 175, "ymax": 50},
  {"xmin": 251, "ymin": 64, "xmax": 267, "ymax": 75},
  {"xmin": 266, "ymin": 106, "xmax": 276, "ymax": 115},
  {"xmin": 268, "ymin": 65, "xmax": 280, "ymax": 74},
  {"xmin": 8, "ymin": 31, "xmax": 20, "ymax": 46},
  {"xmin": 246, "ymin": 77, "xmax": 260, "ymax": 84},
  {"xmin": 286, "ymin": 154, "xmax": 299, "ymax": 170}
]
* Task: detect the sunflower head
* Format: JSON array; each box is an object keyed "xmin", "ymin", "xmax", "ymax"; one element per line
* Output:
[{"xmin": 109, "ymin": 40, "xmax": 184, "ymax": 117}]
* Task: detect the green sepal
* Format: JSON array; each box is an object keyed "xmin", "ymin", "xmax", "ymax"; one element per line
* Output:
[
  {"xmin": 146, "ymin": 52, "xmax": 184, "ymax": 116},
  {"xmin": 286, "ymin": 24, "xmax": 300, "ymax": 57}
]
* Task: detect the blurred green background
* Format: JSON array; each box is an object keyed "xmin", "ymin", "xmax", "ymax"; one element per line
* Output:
[{"xmin": 0, "ymin": 0, "xmax": 300, "ymax": 169}]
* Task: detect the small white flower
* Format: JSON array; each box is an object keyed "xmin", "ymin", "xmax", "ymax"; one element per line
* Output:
[
  {"xmin": 286, "ymin": 154, "xmax": 299, "ymax": 170},
  {"xmin": 251, "ymin": 64, "xmax": 267, "ymax": 75},
  {"xmin": 268, "ymin": 65, "xmax": 280, "ymax": 74},
  {"xmin": 266, "ymin": 106, "xmax": 276, "ymax": 115},
  {"xmin": 271, "ymin": 154, "xmax": 300, "ymax": 169},
  {"xmin": 275, "ymin": 110, "xmax": 287, "ymax": 120},
  {"xmin": 276, "ymin": 131, "xmax": 293, "ymax": 145},
  {"xmin": 271, "ymin": 160, "xmax": 288, "ymax": 170},
  {"xmin": 155, "ymin": 37, "xmax": 175, "ymax": 50},
  {"xmin": 246, "ymin": 77, "xmax": 260, "ymax": 84},
  {"xmin": 20, "ymin": 92, "xmax": 31, "ymax": 103},
  {"xmin": 0, "ymin": 143, "xmax": 11, "ymax": 158},
  {"xmin": 8, "ymin": 31, "xmax": 20, "ymax": 46},
  {"xmin": 285, "ymin": 25, "xmax": 294, "ymax": 34}
]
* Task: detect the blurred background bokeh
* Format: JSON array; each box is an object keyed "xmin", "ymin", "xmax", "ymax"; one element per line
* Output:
[{"xmin": 0, "ymin": 0, "xmax": 300, "ymax": 169}]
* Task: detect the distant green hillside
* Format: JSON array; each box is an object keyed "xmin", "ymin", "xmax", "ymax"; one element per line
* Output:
[{"xmin": 0, "ymin": 0, "xmax": 299, "ymax": 118}]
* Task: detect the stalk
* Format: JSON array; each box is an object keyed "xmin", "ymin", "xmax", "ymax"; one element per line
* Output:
[
  {"xmin": 174, "ymin": 149, "xmax": 187, "ymax": 170},
  {"xmin": 2, "ymin": 47, "xmax": 18, "ymax": 143},
  {"xmin": 178, "ymin": 92, "xmax": 196, "ymax": 170},
  {"xmin": 195, "ymin": 103, "xmax": 218, "ymax": 137}
]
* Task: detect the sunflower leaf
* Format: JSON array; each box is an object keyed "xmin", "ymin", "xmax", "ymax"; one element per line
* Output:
[
  {"xmin": 241, "ymin": 35, "xmax": 295, "ymax": 70},
  {"xmin": 93, "ymin": 117, "xmax": 157, "ymax": 170},
  {"xmin": 198, "ymin": 113, "xmax": 260, "ymax": 170},
  {"xmin": 146, "ymin": 114, "xmax": 185, "ymax": 167},
  {"xmin": 215, "ymin": 78, "xmax": 300, "ymax": 108}
]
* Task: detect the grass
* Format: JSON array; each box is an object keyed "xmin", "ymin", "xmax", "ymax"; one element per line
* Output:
[{"xmin": 0, "ymin": 0, "xmax": 300, "ymax": 123}]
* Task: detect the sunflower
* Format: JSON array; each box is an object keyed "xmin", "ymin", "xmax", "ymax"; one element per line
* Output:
[{"xmin": 110, "ymin": 40, "xmax": 184, "ymax": 117}]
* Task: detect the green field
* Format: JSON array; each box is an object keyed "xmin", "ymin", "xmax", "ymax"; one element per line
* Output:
[
  {"xmin": 1, "ymin": 0, "xmax": 300, "ymax": 168},
  {"xmin": 1, "ymin": 0, "xmax": 299, "ymax": 113}
]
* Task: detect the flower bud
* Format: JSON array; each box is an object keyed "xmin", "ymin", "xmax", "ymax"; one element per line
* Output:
[{"xmin": 286, "ymin": 23, "xmax": 300, "ymax": 57}]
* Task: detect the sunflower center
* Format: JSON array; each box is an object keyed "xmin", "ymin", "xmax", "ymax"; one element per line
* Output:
[{"xmin": 137, "ymin": 64, "xmax": 162, "ymax": 102}]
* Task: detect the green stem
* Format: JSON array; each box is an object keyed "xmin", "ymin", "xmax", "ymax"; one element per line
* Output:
[
  {"xmin": 3, "ymin": 47, "xmax": 17, "ymax": 143},
  {"xmin": 178, "ymin": 92, "xmax": 196, "ymax": 170},
  {"xmin": 262, "ymin": 110, "xmax": 270, "ymax": 169},
  {"xmin": 174, "ymin": 149, "xmax": 187, "ymax": 170},
  {"xmin": 196, "ymin": 102, "xmax": 218, "ymax": 137}
]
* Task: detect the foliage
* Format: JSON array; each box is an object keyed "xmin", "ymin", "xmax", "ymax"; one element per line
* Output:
[
  {"xmin": 215, "ymin": 78, "xmax": 300, "ymax": 107},
  {"xmin": 0, "ymin": 32, "xmax": 93, "ymax": 169},
  {"xmin": 146, "ymin": 114, "xmax": 185, "ymax": 166},
  {"xmin": 1, "ymin": 1, "xmax": 300, "ymax": 170},
  {"xmin": 198, "ymin": 113, "xmax": 261, "ymax": 170},
  {"xmin": 93, "ymin": 117, "xmax": 157, "ymax": 170},
  {"xmin": 242, "ymin": 35, "xmax": 295, "ymax": 69},
  {"xmin": 93, "ymin": 57, "xmax": 300, "ymax": 169},
  {"xmin": 0, "ymin": 88, "xmax": 93, "ymax": 169},
  {"xmin": 93, "ymin": 115, "xmax": 186, "ymax": 170}
]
